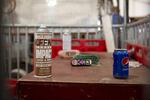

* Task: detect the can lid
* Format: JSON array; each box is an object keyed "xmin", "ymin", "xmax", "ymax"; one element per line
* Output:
[
  {"xmin": 114, "ymin": 48, "xmax": 127, "ymax": 51},
  {"xmin": 37, "ymin": 24, "xmax": 49, "ymax": 33}
]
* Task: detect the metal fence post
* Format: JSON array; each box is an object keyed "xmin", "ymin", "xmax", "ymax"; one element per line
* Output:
[
  {"xmin": 25, "ymin": 27, "xmax": 29, "ymax": 73},
  {"xmin": 17, "ymin": 27, "xmax": 20, "ymax": 79},
  {"xmin": 123, "ymin": 0, "xmax": 128, "ymax": 48},
  {"xmin": 8, "ymin": 27, "xmax": 12, "ymax": 78}
]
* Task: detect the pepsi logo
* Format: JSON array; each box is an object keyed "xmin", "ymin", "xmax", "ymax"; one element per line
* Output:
[{"xmin": 122, "ymin": 57, "xmax": 129, "ymax": 65}]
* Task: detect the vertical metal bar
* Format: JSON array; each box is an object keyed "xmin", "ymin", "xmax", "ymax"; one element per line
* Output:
[
  {"xmin": 119, "ymin": 26, "xmax": 122, "ymax": 48},
  {"xmin": 137, "ymin": 25, "xmax": 140, "ymax": 44},
  {"xmin": 123, "ymin": 0, "xmax": 128, "ymax": 48},
  {"xmin": 115, "ymin": 27, "xmax": 118, "ymax": 48},
  {"xmin": 126, "ymin": 27, "xmax": 129, "ymax": 42},
  {"xmin": 118, "ymin": 26, "xmax": 120, "ymax": 48},
  {"xmin": 146, "ymin": 24, "xmax": 147, "ymax": 46},
  {"xmin": 77, "ymin": 29, "xmax": 80, "ymax": 39},
  {"xmin": 86, "ymin": 30, "xmax": 89, "ymax": 39},
  {"xmin": 142, "ymin": 25, "xmax": 144, "ymax": 45},
  {"xmin": 145, "ymin": 23, "xmax": 148, "ymax": 46},
  {"xmin": 60, "ymin": 29, "xmax": 62, "ymax": 39},
  {"xmin": 131, "ymin": 26, "xmax": 134, "ymax": 43},
  {"xmin": 101, "ymin": 27, "xmax": 104, "ymax": 39},
  {"xmin": 136, "ymin": 25, "xmax": 139, "ymax": 44},
  {"xmin": 51, "ymin": 28, "xmax": 54, "ymax": 38},
  {"xmin": 60, "ymin": 28, "xmax": 63, "ymax": 38},
  {"xmin": 25, "ymin": 27, "xmax": 29, "ymax": 73},
  {"xmin": 142, "ymin": 24, "xmax": 145, "ymax": 45},
  {"xmin": 135, "ymin": 25, "xmax": 138, "ymax": 44},
  {"xmin": 96, "ymin": 30, "xmax": 99, "ymax": 39},
  {"xmin": 128, "ymin": 27, "xmax": 130, "ymax": 42},
  {"xmin": 1, "ymin": 28, "xmax": 8, "ymax": 75},
  {"xmin": 94, "ymin": 29, "xmax": 97, "ymax": 39},
  {"xmin": 126, "ymin": 0, "xmax": 129, "ymax": 23},
  {"xmin": 133, "ymin": 26, "xmax": 135, "ymax": 43},
  {"xmin": 128, "ymin": 27, "xmax": 131, "ymax": 42},
  {"xmin": 148, "ymin": 23, "xmax": 150, "ymax": 46},
  {"xmin": 17, "ymin": 27, "xmax": 20, "ymax": 79},
  {"xmin": 97, "ymin": 27, "xmax": 100, "ymax": 39},
  {"xmin": 50, "ymin": 28, "xmax": 54, "ymax": 38},
  {"xmin": 147, "ymin": 23, "xmax": 149, "ymax": 46},
  {"xmin": 68, "ymin": 28, "xmax": 71, "ymax": 40},
  {"xmin": 139, "ymin": 25, "xmax": 142, "ymax": 45},
  {"xmin": 129, "ymin": 27, "xmax": 131, "ymax": 42},
  {"xmin": 138, "ymin": 25, "xmax": 141, "ymax": 44},
  {"xmin": 146, "ymin": 23, "xmax": 148, "ymax": 46},
  {"xmin": 117, "ymin": 0, "xmax": 120, "ymax": 11},
  {"xmin": 144, "ymin": 24, "xmax": 147, "ymax": 46},
  {"xmin": 8, "ymin": 27, "xmax": 12, "ymax": 79}
]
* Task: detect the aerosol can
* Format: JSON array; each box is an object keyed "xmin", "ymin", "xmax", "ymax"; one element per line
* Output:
[{"xmin": 34, "ymin": 25, "xmax": 52, "ymax": 78}]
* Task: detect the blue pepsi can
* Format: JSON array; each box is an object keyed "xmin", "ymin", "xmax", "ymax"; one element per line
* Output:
[{"xmin": 113, "ymin": 49, "xmax": 129, "ymax": 79}]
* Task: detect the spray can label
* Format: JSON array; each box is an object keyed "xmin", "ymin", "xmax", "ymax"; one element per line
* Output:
[{"xmin": 34, "ymin": 33, "xmax": 52, "ymax": 77}]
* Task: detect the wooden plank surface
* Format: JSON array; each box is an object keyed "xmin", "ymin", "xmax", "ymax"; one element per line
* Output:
[{"xmin": 18, "ymin": 52, "xmax": 150, "ymax": 85}]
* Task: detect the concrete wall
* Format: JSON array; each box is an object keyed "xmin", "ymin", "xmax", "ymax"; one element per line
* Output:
[
  {"xmin": 3, "ymin": 0, "xmax": 98, "ymax": 25},
  {"xmin": 119, "ymin": 0, "xmax": 150, "ymax": 17},
  {"xmin": 3, "ymin": 0, "xmax": 150, "ymax": 24}
]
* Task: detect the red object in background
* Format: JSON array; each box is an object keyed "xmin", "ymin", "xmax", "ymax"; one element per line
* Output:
[
  {"xmin": 143, "ymin": 47, "xmax": 150, "ymax": 67},
  {"xmin": 126, "ymin": 42, "xmax": 150, "ymax": 67},
  {"xmin": 8, "ymin": 79, "xmax": 17, "ymax": 98},
  {"xmin": 51, "ymin": 39, "xmax": 106, "ymax": 58},
  {"xmin": 134, "ymin": 44, "xmax": 144, "ymax": 63},
  {"xmin": 51, "ymin": 39, "xmax": 62, "ymax": 58}
]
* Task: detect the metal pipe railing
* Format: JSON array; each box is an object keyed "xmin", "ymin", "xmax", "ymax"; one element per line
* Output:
[
  {"xmin": 126, "ymin": 16, "xmax": 150, "ymax": 46},
  {"xmin": 2, "ymin": 24, "xmax": 124, "ymax": 28},
  {"xmin": 127, "ymin": 16, "xmax": 150, "ymax": 27}
]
